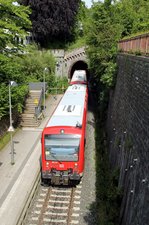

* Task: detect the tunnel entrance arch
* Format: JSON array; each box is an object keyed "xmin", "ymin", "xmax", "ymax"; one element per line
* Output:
[{"xmin": 69, "ymin": 60, "xmax": 90, "ymax": 81}]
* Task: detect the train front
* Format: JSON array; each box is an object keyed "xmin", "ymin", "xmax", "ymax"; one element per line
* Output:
[
  {"xmin": 70, "ymin": 70, "xmax": 87, "ymax": 85},
  {"xmin": 41, "ymin": 126, "xmax": 85, "ymax": 185}
]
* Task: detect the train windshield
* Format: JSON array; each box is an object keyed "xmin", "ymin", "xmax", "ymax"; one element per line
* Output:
[{"xmin": 44, "ymin": 134, "xmax": 80, "ymax": 161}]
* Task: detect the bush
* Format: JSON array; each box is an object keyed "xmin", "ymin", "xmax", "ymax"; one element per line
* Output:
[
  {"xmin": 20, "ymin": 45, "xmax": 55, "ymax": 83},
  {"xmin": 100, "ymin": 62, "xmax": 117, "ymax": 88},
  {"xmin": 0, "ymin": 44, "xmax": 56, "ymax": 120},
  {"xmin": 48, "ymin": 76, "xmax": 69, "ymax": 94}
]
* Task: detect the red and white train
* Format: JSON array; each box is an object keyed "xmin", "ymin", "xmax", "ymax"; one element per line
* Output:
[
  {"xmin": 70, "ymin": 70, "xmax": 87, "ymax": 85},
  {"xmin": 41, "ymin": 70, "xmax": 88, "ymax": 185}
]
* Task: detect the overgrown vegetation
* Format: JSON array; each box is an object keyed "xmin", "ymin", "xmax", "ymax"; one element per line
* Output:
[
  {"xmin": 85, "ymin": 0, "xmax": 149, "ymax": 89},
  {"xmin": 0, "ymin": 45, "xmax": 55, "ymax": 119},
  {"xmin": 84, "ymin": 1, "xmax": 149, "ymax": 223},
  {"xmin": 48, "ymin": 76, "xmax": 69, "ymax": 94},
  {"xmin": 0, "ymin": 0, "xmax": 31, "ymax": 119},
  {"xmin": 0, "ymin": 0, "xmax": 83, "ymax": 121},
  {"xmin": 94, "ymin": 93, "xmax": 123, "ymax": 225},
  {"xmin": 0, "ymin": 0, "xmax": 31, "ymax": 51}
]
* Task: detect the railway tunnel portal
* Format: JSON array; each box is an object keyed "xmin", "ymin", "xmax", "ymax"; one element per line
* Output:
[
  {"xmin": 69, "ymin": 60, "xmax": 89, "ymax": 80},
  {"xmin": 52, "ymin": 47, "xmax": 90, "ymax": 80}
]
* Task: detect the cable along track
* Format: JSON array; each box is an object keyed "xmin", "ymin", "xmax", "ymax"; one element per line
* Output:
[{"xmin": 23, "ymin": 183, "xmax": 82, "ymax": 225}]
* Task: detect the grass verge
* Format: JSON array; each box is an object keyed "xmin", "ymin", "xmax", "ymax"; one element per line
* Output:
[{"xmin": 0, "ymin": 128, "xmax": 20, "ymax": 151}]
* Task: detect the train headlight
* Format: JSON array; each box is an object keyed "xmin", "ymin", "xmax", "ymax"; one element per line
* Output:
[
  {"xmin": 46, "ymin": 162, "xmax": 49, "ymax": 167},
  {"xmin": 74, "ymin": 163, "xmax": 78, "ymax": 171},
  {"xmin": 60, "ymin": 129, "xmax": 65, "ymax": 134}
]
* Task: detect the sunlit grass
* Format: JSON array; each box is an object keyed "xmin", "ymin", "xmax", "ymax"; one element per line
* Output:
[{"xmin": 0, "ymin": 128, "xmax": 19, "ymax": 151}]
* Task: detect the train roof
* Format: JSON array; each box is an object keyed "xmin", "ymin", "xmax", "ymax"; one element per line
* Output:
[
  {"xmin": 71, "ymin": 70, "xmax": 87, "ymax": 83},
  {"xmin": 46, "ymin": 84, "xmax": 87, "ymax": 128}
]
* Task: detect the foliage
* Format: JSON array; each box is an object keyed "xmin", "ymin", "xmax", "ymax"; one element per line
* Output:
[
  {"xmin": 19, "ymin": 45, "xmax": 55, "ymax": 83},
  {"xmin": 95, "ymin": 103, "xmax": 123, "ymax": 225},
  {"xmin": 0, "ymin": 83, "xmax": 9, "ymax": 118},
  {"xmin": 86, "ymin": 2, "xmax": 121, "ymax": 89},
  {"xmin": 121, "ymin": 30, "xmax": 149, "ymax": 40},
  {"xmin": 0, "ymin": 82, "xmax": 28, "ymax": 118},
  {"xmin": 12, "ymin": 85, "xmax": 28, "ymax": 113},
  {"xmin": 21, "ymin": 0, "xmax": 81, "ymax": 47},
  {"xmin": 0, "ymin": 44, "xmax": 55, "ymax": 119},
  {"xmin": 0, "ymin": 0, "xmax": 32, "ymax": 119},
  {"xmin": 64, "ymin": 1, "xmax": 89, "ymax": 51},
  {"xmin": 0, "ymin": 53, "xmax": 25, "ymax": 84},
  {"xmin": 115, "ymin": 0, "xmax": 149, "ymax": 37},
  {"xmin": 0, "ymin": 0, "xmax": 31, "ymax": 51},
  {"xmin": 85, "ymin": 1, "xmax": 148, "ymax": 223},
  {"xmin": 0, "ymin": 52, "xmax": 28, "ymax": 118},
  {"xmin": 93, "ymin": 82, "xmax": 123, "ymax": 223},
  {"xmin": 100, "ymin": 62, "xmax": 117, "ymax": 88},
  {"xmin": 66, "ymin": 38, "xmax": 86, "ymax": 52},
  {"xmin": 86, "ymin": 0, "xmax": 149, "ymax": 90},
  {"xmin": 48, "ymin": 76, "xmax": 69, "ymax": 94},
  {"xmin": 73, "ymin": 1, "xmax": 89, "ymax": 40}
]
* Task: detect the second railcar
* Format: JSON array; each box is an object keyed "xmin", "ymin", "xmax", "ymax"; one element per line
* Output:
[
  {"xmin": 70, "ymin": 70, "xmax": 87, "ymax": 85},
  {"xmin": 41, "ymin": 84, "xmax": 88, "ymax": 185}
]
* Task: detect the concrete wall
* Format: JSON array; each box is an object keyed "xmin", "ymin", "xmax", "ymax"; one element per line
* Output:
[
  {"xmin": 51, "ymin": 49, "xmax": 65, "ymax": 77},
  {"xmin": 107, "ymin": 54, "xmax": 149, "ymax": 225}
]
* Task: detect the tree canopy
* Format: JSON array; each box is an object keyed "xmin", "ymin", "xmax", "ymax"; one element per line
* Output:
[
  {"xmin": 1, "ymin": 0, "xmax": 148, "ymax": 121},
  {"xmin": 84, "ymin": 1, "xmax": 149, "ymax": 223},
  {"xmin": 0, "ymin": 1, "xmax": 55, "ymax": 120},
  {"xmin": 85, "ymin": 0, "xmax": 149, "ymax": 89},
  {"xmin": 0, "ymin": 0, "xmax": 31, "ymax": 51},
  {"xmin": 22, "ymin": 0, "xmax": 81, "ymax": 47},
  {"xmin": 85, "ymin": 1, "xmax": 121, "ymax": 88},
  {"xmin": 115, "ymin": 0, "xmax": 149, "ymax": 37}
]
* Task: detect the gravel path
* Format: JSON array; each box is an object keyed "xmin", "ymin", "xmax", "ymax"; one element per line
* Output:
[{"xmin": 78, "ymin": 92, "xmax": 97, "ymax": 225}]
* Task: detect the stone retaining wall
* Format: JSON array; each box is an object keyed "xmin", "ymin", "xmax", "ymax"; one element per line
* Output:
[{"xmin": 107, "ymin": 54, "xmax": 149, "ymax": 225}]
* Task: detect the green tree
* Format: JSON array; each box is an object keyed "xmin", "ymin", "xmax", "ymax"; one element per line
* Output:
[
  {"xmin": 74, "ymin": 1, "xmax": 88, "ymax": 39},
  {"xmin": 21, "ymin": 0, "xmax": 81, "ymax": 47},
  {"xmin": 19, "ymin": 45, "xmax": 55, "ymax": 84},
  {"xmin": 86, "ymin": 1, "xmax": 121, "ymax": 88},
  {"xmin": 0, "ymin": 0, "xmax": 31, "ymax": 51},
  {"xmin": 65, "ymin": 1, "xmax": 89, "ymax": 50},
  {"xmin": 115, "ymin": 0, "xmax": 149, "ymax": 37},
  {"xmin": 0, "ymin": 44, "xmax": 56, "ymax": 119},
  {"xmin": 86, "ymin": 0, "xmax": 149, "ymax": 89}
]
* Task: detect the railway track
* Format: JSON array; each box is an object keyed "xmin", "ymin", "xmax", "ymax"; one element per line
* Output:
[{"xmin": 23, "ymin": 183, "xmax": 82, "ymax": 225}]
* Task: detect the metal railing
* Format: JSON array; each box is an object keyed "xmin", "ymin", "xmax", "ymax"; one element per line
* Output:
[
  {"xmin": 29, "ymin": 83, "xmax": 67, "ymax": 119},
  {"xmin": 34, "ymin": 88, "xmax": 43, "ymax": 119},
  {"xmin": 29, "ymin": 82, "xmax": 47, "ymax": 91},
  {"xmin": 29, "ymin": 82, "xmax": 47, "ymax": 119},
  {"xmin": 49, "ymin": 86, "xmax": 67, "ymax": 95}
]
